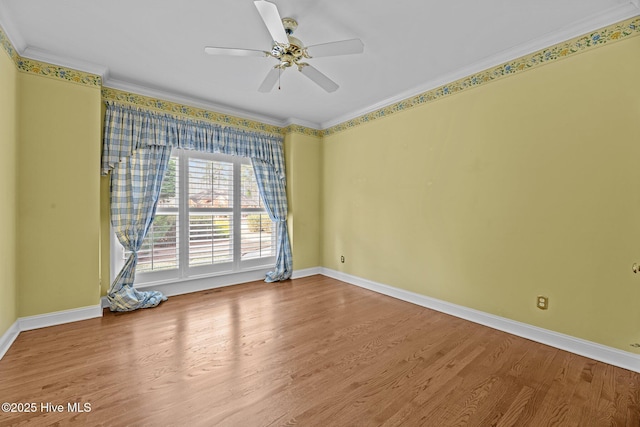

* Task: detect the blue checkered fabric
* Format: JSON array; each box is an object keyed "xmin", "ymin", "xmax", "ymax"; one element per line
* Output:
[
  {"xmin": 102, "ymin": 102, "xmax": 291, "ymax": 310},
  {"xmin": 102, "ymin": 103, "xmax": 286, "ymax": 181},
  {"xmin": 252, "ymin": 159, "xmax": 292, "ymax": 281},
  {"xmin": 108, "ymin": 145, "xmax": 171, "ymax": 311}
]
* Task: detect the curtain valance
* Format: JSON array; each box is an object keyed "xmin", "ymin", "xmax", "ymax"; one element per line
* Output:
[{"xmin": 101, "ymin": 102, "xmax": 285, "ymax": 180}]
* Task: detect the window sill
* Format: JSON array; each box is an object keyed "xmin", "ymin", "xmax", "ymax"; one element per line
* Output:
[{"xmin": 133, "ymin": 267, "xmax": 272, "ymax": 298}]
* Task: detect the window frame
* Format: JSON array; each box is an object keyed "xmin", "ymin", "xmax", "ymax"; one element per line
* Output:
[{"xmin": 110, "ymin": 149, "xmax": 276, "ymax": 287}]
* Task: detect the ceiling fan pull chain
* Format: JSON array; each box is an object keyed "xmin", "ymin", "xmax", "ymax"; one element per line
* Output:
[{"xmin": 278, "ymin": 67, "xmax": 281, "ymax": 90}]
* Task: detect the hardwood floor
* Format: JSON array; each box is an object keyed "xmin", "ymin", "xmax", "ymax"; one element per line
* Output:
[{"xmin": 0, "ymin": 275, "xmax": 638, "ymax": 426}]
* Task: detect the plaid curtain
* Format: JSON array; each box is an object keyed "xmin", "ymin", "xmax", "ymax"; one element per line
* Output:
[
  {"xmin": 252, "ymin": 159, "xmax": 292, "ymax": 281},
  {"xmin": 102, "ymin": 102, "xmax": 291, "ymax": 311},
  {"xmin": 108, "ymin": 145, "xmax": 172, "ymax": 311}
]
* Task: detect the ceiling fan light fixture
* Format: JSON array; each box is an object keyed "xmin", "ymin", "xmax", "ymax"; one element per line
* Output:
[
  {"xmin": 271, "ymin": 45, "xmax": 285, "ymax": 57},
  {"xmin": 282, "ymin": 17, "xmax": 298, "ymax": 35}
]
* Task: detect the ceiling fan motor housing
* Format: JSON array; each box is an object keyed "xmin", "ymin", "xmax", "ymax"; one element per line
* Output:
[{"xmin": 270, "ymin": 18, "xmax": 308, "ymax": 67}]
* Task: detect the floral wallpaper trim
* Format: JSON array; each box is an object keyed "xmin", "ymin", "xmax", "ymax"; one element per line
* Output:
[
  {"xmin": 283, "ymin": 124, "xmax": 323, "ymax": 138},
  {"xmin": 323, "ymin": 16, "xmax": 640, "ymax": 136},
  {"xmin": 16, "ymin": 57, "xmax": 102, "ymax": 87},
  {"xmin": 101, "ymin": 89, "xmax": 326, "ymax": 137},
  {"xmin": 0, "ymin": 24, "xmax": 19, "ymax": 64},
  {"xmin": 102, "ymin": 87, "xmax": 286, "ymax": 135},
  {"xmin": 0, "ymin": 25, "xmax": 101, "ymax": 87}
]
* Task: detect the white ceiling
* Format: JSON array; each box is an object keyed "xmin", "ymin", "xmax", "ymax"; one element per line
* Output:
[{"xmin": 1, "ymin": 0, "xmax": 638, "ymax": 129}]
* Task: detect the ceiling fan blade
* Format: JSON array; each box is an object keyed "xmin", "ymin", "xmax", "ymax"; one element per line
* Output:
[
  {"xmin": 253, "ymin": 0, "xmax": 289, "ymax": 45},
  {"xmin": 258, "ymin": 67, "xmax": 281, "ymax": 92},
  {"xmin": 299, "ymin": 65, "xmax": 339, "ymax": 93},
  {"xmin": 306, "ymin": 39, "xmax": 364, "ymax": 58},
  {"xmin": 204, "ymin": 47, "xmax": 267, "ymax": 57}
]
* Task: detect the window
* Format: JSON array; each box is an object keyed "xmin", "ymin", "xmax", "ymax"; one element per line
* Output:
[{"xmin": 113, "ymin": 149, "xmax": 275, "ymax": 284}]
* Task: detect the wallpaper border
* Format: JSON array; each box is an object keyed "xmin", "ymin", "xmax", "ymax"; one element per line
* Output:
[
  {"xmin": 0, "ymin": 25, "xmax": 101, "ymax": 88},
  {"xmin": 101, "ymin": 87, "xmax": 285, "ymax": 135},
  {"xmin": 322, "ymin": 16, "xmax": 640, "ymax": 136}
]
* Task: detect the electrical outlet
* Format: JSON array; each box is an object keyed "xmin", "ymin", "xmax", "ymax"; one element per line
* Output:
[
  {"xmin": 537, "ymin": 296, "xmax": 548, "ymax": 310},
  {"xmin": 340, "ymin": 255, "xmax": 345, "ymax": 263}
]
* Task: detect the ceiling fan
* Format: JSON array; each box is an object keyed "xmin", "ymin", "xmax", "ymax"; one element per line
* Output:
[{"xmin": 204, "ymin": 0, "xmax": 364, "ymax": 93}]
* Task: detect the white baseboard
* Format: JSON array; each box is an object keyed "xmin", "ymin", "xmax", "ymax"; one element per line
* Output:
[
  {"xmin": 101, "ymin": 269, "xmax": 273, "ymax": 309},
  {"xmin": 0, "ymin": 305, "xmax": 103, "ymax": 361},
  {"xmin": 136, "ymin": 269, "xmax": 270, "ymax": 298},
  {"xmin": 0, "ymin": 321, "xmax": 20, "ymax": 360},
  {"xmin": 18, "ymin": 305, "xmax": 103, "ymax": 332},
  {"xmin": 101, "ymin": 267, "xmax": 323, "ymax": 308},
  {"xmin": 321, "ymin": 268, "xmax": 640, "ymax": 373},
  {"xmin": 292, "ymin": 267, "xmax": 322, "ymax": 279}
]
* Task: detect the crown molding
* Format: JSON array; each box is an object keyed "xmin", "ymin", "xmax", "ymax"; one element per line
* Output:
[
  {"xmin": 103, "ymin": 78, "xmax": 322, "ymax": 136},
  {"xmin": 22, "ymin": 46, "xmax": 108, "ymax": 78},
  {"xmin": 321, "ymin": 4, "xmax": 640, "ymax": 131},
  {"xmin": 282, "ymin": 124, "xmax": 324, "ymax": 138},
  {"xmin": 102, "ymin": 82, "xmax": 325, "ymax": 137},
  {"xmin": 102, "ymin": 85, "xmax": 285, "ymax": 135},
  {"xmin": 0, "ymin": 25, "xmax": 101, "ymax": 88},
  {"xmin": 0, "ymin": 20, "xmax": 19, "ymax": 66},
  {"xmin": 104, "ymin": 77, "xmax": 286, "ymax": 129},
  {"xmin": 0, "ymin": 2, "xmax": 26, "ymax": 54},
  {"xmin": 282, "ymin": 117, "xmax": 322, "ymax": 131}
]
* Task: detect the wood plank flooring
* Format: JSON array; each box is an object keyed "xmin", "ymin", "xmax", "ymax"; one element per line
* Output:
[{"xmin": 0, "ymin": 275, "xmax": 638, "ymax": 426}]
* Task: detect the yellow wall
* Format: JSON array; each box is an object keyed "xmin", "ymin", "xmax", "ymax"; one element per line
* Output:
[
  {"xmin": 285, "ymin": 132, "xmax": 322, "ymax": 270},
  {"xmin": 0, "ymin": 47, "xmax": 18, "ymax": 336},
  {"xmin": 322, "ymin": 35, "xmax": 640, "ymax": 352},
  {"xmin": 17, "ymin": 73, "xmax": 101, "ymax": 316}
]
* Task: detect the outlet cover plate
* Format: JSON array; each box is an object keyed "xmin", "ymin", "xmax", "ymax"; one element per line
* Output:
[{"xmin": 537, "ymin": 296, "xmax": 548, "ymax": 310}]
